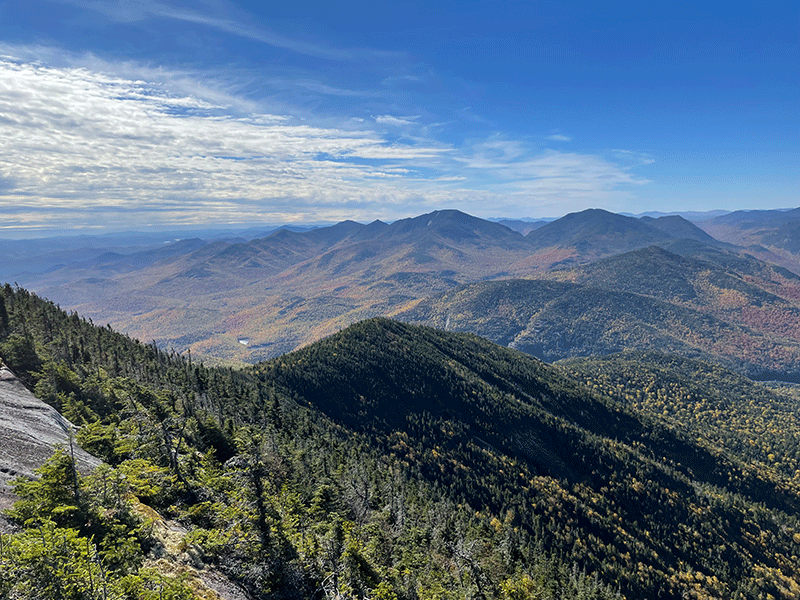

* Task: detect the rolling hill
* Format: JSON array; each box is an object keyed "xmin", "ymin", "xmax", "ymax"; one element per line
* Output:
[
  {"xmin": 555, "ymin": 245, "xmax": 800, "ymax": 371},
  {"xmin": 395, "ymin": 241, "xmax": 800, "ymax": 380},
  {"xmin": 524, "ymin": 209, "xmax": 673, "ymax": 258},
  {"xmin": 558, "ymin": 243, "xmax": 800, "ymax": 305},
  {"xmin": 638, "ymin": 215, "xmax": 718, "ymax": 243},
  {"xmin": 698, "ymin": 208, "xmax": 800, "ymax": 250},
  {"xmin": 696, "ymin": 208, "xmax": 800, "ymax": 272}
]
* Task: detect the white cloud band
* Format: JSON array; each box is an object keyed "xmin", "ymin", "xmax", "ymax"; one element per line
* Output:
[{"xmin": 0, "ymin": 52, "xmax": 650, "ymax": 231}]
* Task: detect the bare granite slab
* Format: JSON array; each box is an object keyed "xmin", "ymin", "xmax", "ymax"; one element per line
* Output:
[{"xmin": 0, "ymin": 364, "xmax": 101, "ymax": 509}]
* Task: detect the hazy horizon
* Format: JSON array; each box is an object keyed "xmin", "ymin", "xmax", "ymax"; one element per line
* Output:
[{"xmin": 0, "ymin": 205, "xmax": 785, "ymax": 241}]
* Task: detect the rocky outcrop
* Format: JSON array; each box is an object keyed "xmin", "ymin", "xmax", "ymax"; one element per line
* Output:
[{"xmin": 0, "ymin": 364, "xmax": 100, "ymax": 511}]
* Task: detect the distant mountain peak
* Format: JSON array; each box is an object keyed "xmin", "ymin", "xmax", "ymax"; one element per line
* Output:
[
  {"xmin": 525, "ymin": 207, "xmax": 672, "ymax": 255},
  {"xmin": 640, "ymin": 214, "xmax": 717, "ymax": 243},
  {"xmin": 381, "ymin": 209, "xmax": 522, "ymax": 243}
]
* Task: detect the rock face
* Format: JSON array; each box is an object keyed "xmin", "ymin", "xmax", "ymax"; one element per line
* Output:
[{"xmin": 0, "ymin": 364, "xmax": 100, "ymax": 510}]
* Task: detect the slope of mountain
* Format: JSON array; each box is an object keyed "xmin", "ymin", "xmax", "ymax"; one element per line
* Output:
[
  {"xmin": 564, "ymin": 243, "xmax": 800, "ymax": 302},
  {"xmin": 657, "ymin": 237, "xmax": 797, "ymax": 278},
  {"xmin": 764, "ymin": 219, "xmax": 800, "ymax": 255},
  {"xmin": 639, "ymin": 215, "xmax": 718, "ymax": 243},
  {"xmin": 559, "ymin": 351, "xmax": 800, "ymax": 479},
  {"xmin": 379, "ymin": 209, "xmax": 524, "ymax": 247},
  {"xmin": 624, "ymin": 209, "xmax": 731, "ymax": 221},
  {"xmin": 699, "ymin": 208, "xmax": 800, "ymax": 246},
  {"xmin": 697, "ymin": 208, "xmax": 800, "ymax": 271},
  {"xmin": 0, "ymin": 228, "xmax": 267, "ymax": 282},
  {"xmin": 555, "ymin": 245, "xmax": 800, "ymax": 370},
  {"xmin": 0, "ymin": 285, "xmax": 627, "ymax": 598},
  {"xmin": 394, "ymin": 277, "xmax": 800, "ymax": 379},
  {"xmin": 258, "ymin": 318, "xmax": 800, "ymax": 598},
  {"xmin": 395, "ymin": 242, "xmax": 800, "ymax": 379},
  {"xmin": 2, "ymin": 286, "xmax": 800, "ymax": 599},
  {"xmin": 495, "ymin": 218, "xmax": 550, "ymax": 235}
]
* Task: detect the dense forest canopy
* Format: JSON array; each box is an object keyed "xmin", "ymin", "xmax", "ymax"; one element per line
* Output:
[{"xmin": 1, "ymin": 284, "xmax": 799, "ymax": 599}]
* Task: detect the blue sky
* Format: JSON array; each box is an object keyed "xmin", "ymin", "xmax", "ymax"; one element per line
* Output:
[{"xmin": 0, "ymin": 0, "xmax": 796, "ymax": 234}]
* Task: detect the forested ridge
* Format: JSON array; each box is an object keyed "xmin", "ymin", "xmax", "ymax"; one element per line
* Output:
[
  {"xmin": 1, "ymin": 284, "xmax": 799, "ymax": 599},
  {"xmin": 396, "ymin": 244, "xmax": 800, "ymax": 382}
]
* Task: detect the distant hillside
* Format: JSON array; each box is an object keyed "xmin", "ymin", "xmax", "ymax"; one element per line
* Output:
[
  {"xmin": 559, "ymin": 351, "xmax": 800, "ymax": 479},
  {"xmin": 554, "ymin": 245, "xmax": 800, "ymax": 368},
  {"xmin": 525, "ymin": 208, "xmax": 673, "ymax": 259},
  {"xmin": 495, "ymin": 218, "xmax": 550, "ymax": 235},
  {"xmin": 396, "ymin": 243, "xmax": 800, "ymax": 379},
  {"xmin": 639, "ymin": 215, "xmax": 718, "ymax": 243},
  {"xmin": 697, "ymin": 208, "xmax": 800, "ymax": 270},
  {"xmin": 395, "ymin": 277, "xmax": 800, "ymax": 380},
  {"xmin": 699, "ymin": 207, "xmax": 800, "ymax": 243},
  {"xmin": 763, "ymin": 219, "xmax": 800, "ymax": 254},
  {"xmin": 565, "ymin": 242, "xmax": 800, "ymax": 300},
  {"xmin": 378, "ymin": 209, "xmax": 524, "ymax": 246}
]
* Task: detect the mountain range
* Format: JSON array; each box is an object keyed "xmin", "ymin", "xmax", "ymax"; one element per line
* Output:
[
  {"xmin": 4, "ymin": 207, "xmax": 799, "ymax": 373},
  {"xmin": 2, "ymin": 206, "xmax": 800, "ymax": 598}
]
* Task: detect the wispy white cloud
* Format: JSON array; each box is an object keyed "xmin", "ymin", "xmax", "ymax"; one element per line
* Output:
[
  {"xmin": 53, "ymin": 0, "xmax": 355, "ymax": 61},
  {"xmin": 611, "ymin": 149, "xmax": 655, "ymax": 166},
  {"xmin": 547, "ymin": 133, "xmax": 572, "ymax": 142},
  {"xmin": 269, "ymin": 78, "xmax": 383, "ymax": 99},
  {"xmin": 381, "ymin": 73, "xmax": 426, "ymax": 87},
  {"xmin": 0, "ymin": 50, "xmax": 653, "ymax": 231},
  {"xmin": 0, "ymin": 55, "xmax": 451, "ymax": 228},
  {"xmin": 0, "ymin": 42, "xmax": 265, "ymax": 116},
  {"xmin": 451, "ymin": 138, "xmax": 650, "ymax": 215},
  {"xmin": 374, "ymin": 115, "xmax": 420, "ymax": 127}
]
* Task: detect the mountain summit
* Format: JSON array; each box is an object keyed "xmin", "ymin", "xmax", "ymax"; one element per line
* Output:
[
  {"xmin": 526, "ymin": 208, "xmax": 673, "ymax": 255},
  {"xmin": 378, "ymin": 209, "xmax": 524, "ymax": 246}
]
